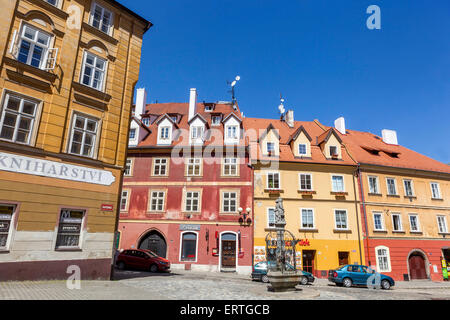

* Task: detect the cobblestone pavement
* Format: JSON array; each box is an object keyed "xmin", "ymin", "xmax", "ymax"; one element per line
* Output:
[{"xmin": 0, "ymin": 269, "xmax": 449, "ymax": 300}]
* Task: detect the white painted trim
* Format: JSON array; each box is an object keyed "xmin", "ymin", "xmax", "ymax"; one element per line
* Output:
[
  {"xmin": 266, "ymin": 171, "xmax": 281, "ymax": 190},
  {"xmin": 437, "ymin": 215, "xmax": 448, "ymax": 234},
  {"xmin": 330, "ymin": 174, "xmax": 345, "ymax": 193},
  {"xmin": 299, "ymin": 208, "xmax": 315, "ymax": 229},
  {"xmin": 375, "ymin": 245, "xmax": 392, "ymax": 273},
  {"xmin": 372, "ymin": 211, "xmax": 386, "ymax": 231},
  {"xmin": 385, "ymin": 177, "xmax": 398, "ymax": 196},
  {"xmin": 219, "ymin": 231, "xmax": 238, "ymax": 272},
  {"xmin": 266, "ymin": 207, "xmax": 275, "ymax": 228},
  {"xmin": 390, "ymin": 212, "xmax": 403, "ymax": 232},
  {"xmin": 333, "ymin": 209, "xmax": 349, "ymax": 230},
  {"xmin": 408, "ymin": 213, "xmax": 421, "ymax": 232},
  {"xmin": 367, "ymin": 175, "xmax": 380, "ymax": 194},
  {"xmin": 298, "ymin": 172, "xmax": 314, "ymax": 191}
]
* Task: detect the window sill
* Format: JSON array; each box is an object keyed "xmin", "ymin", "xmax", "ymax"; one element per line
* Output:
[
  {"xmin": 373, "ymin": 230, "xmax": 388, "ymax": 233},
  {"xmin": 0, "ymin": 250, "xmax": 10, "ymax": 254},
  {"xmin": 298, "ymin": 190, "xmax": 317, "ymax": 195},
  {"xmin": 392, "ymin": 230, "xmax": 406, "ymax": 234},
  {"xmin": 299, "ymin": 228, "xmax": 319, "ymax": 233},
  {"xmin": 72, "ymin": 81, "xmax": 112, "ymax": 103},
  {"xmin": 431, "ymin": 198, "xmax": 444, "ymax": 201},
  {"xmin": 404, "ymin": 196, "xmax": 417, "ymax": 199},
  {"xmin": 368, "ymin": 193, "xmax": 383, "ymax": 196},
  {"xmin": 4, "ymin": 57, "xmax": 58, "ymax": 83},
  {"xmin": 55, "ymin": 248, "xmax": 83, "ymax": 252},
  {"xmin": 265, "ymin": 189, "xmax": 284, "ymax": 194},
  {"xmin": 331, "ymin": 192, "xmax": 348, "ymax": 196},
  {"xmin": 387, "ymin": 194, "xmax": 400, "ymax": 198},
  {"xmin": 409, "ymin": 231, "xmax": 423, "ymax": 235},
  {"xmin": 333, "ymin": 229, "xmax": 352, "ymax": 234},
  {"xmin": 438, "ymin": 232, "xmax": 450, "ymax": 236},
  {"xmin": 27, "ymin": 0, "xmax": 69, "ymax": 20}
]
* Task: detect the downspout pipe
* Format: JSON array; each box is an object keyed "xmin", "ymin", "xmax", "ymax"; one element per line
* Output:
[
  {"xmin": 357, "ymin": 165, "xmax": 371, "ymax": 266},
  {"xmin": 352, "ymin": 167, "xmax": 363, "ymax": 265}
]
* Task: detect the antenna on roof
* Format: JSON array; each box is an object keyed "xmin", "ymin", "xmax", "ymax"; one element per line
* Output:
[
  {"xmin": 227, "ymin": 76, "xmax": 240, "ymax": 106},
  {"xmin": 278, "ymin": 93, "xmax": 286, "ymax": 120}
]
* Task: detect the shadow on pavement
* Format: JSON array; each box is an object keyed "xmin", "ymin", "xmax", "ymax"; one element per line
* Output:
[{"xmin": 112, "ymin": 268, "xmax": 183, "ymax": 281}]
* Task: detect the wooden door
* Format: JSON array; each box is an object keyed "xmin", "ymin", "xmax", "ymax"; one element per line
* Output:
[
  {"xmin": 222, "ymin": 240, "xmax": 236, "ymax": 267},
  {"xmin": 338, "ymin": 252, "xmax": 349, "ymax": 266},
  {"xmin": 409, "ymin": 254, "xmax": 427, "ymax": 280},
  {"xmin": 302, "ymin": 250, "xmax": 315, "ymax": 275}
]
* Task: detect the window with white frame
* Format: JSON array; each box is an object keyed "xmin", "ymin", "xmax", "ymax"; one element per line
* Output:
[
  {"xmin": 334, "ymin": 210, "xmax": 348, "ymax": 230},
  {"xmin": 153, "ymin": 158, "xmax": 168, "ymax": 176},
  {"xmin": 403, "ymin": 179, "xmax": 414, "ymax": 197},
  {"xmin": 329, "ymin": 146, "xmax": 338, "ymax": 157},
  {"xmin": 368, "ymin": 176, "xmax": 379, "ymax": 194},
  {"xmin": 149, "ymin": 191, "xmax": 165, "ymax": 212},
  {"xmin": 375, "ymin": 246, "xmax": 391, "ymax": 272},
  {"xmin": 185, "ymin": 191, "xmax": 200, "ymax": 212},
  {"xmin": 180, "ymin": 232, "xmax": 197, "ymax": 262},
  {"xmin": 223, "ymin": 158, "xmax": 238, "ymax": 176},
  {"xmin": 129, "ymin": 128, "xmax": 136, "ymax": 140},
  {"xmin": 120, "ymin": 190, "xmax": 129, "ymax": 211},
  {"xmin": 431, "ymin": 182, "xmax": 442, "ymax": 199},
  {"xmin": 226, "ymin": 125, "xmax": 238, "ymax": 140},
  {"xmin": 55, "ymin": 209, "xmax": 85, "ymax": 249},
  {"xmin": 266, "ymin": 142, "xmax": 275, "ymax": 155},
  {"xmin": 373, "ymin": 212, "xmax": 384, "ymax": 231},
  {"xmin": 69, "ymin": 113, "xmax": 99, "ymax": 158},
  {"xmin": 0, "ymin": 93, "xmax": 39, "ymax": 145},
  {"xmin": 437, "ymin": 216, "xmax": 448, "ymax": 234},
  {"xmin": 386, "ymin": 178, "xmax": 397, "ymax": 195},
  {"xmin": 16, "ymin": 24, "xmax": 55, "ymax": 70},
  {"xmin": 90, "ymin": 3, "xmax": 113, "ymax": 34},
  {"xmin": 191, "ymin": 126, "xmax": 204, "ymax": 140},
  {"xmin": 142, "ymin": 118, "xmax": 150, "ymax": 126},
  {"xmin": 211, "ymin": 116, "xmax": 221, "ymax": 126},
  {"xmin": 409, "ymin": 214, "xmax": 420, "ymax": 232},
  {"xmin": 222, "ymin": 192, "xmax": 238, "ymax": 213},
  {"xmin": 298, "ymin": 144, "xmax": 307, "ymax": 156},
  {"xmin": 124, "ymin": 159, "xmax": 133, "ymax": 176},
  {"xmin": 0, "ymin": 205, "xmax": 15, "ymax": 250},
  {"xmin": 267, "ymin": 208, "xmax": 275, "ymax": 228},
  {"xmin": 299, "ymin": 173, "xmax": 312, "ymax": 191},
  {"xmin": 267, "ymin": 172, "xmax": 280, "ymax": 189},
  {"xmin": 391, "ymin": 213, "xmax": 403, "ymax": 232},
  {"xmin": 301, "ymin": 209, "xmax": 315, "ymax": 229},
  {"xmin": 186, "ymin": 158, "xmax": 202, "ymax": 176},
  {"xmin": 331, "ymin": 175, "xmax": 345, "ymax": 192},
  {"xmin": 160, "ymin": 126, "xmax": 170, "ymax": 140},
  {"xmin": 81, "ymin": 52, "xmax": 107, "ymax": 91}
]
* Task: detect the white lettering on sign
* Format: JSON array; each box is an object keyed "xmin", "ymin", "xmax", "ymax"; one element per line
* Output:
[{"xmin": 0, "ymin": 152, "xmax": 115, "ymax": 186}]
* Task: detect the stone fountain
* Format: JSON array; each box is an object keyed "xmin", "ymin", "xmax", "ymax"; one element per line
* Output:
[{"xmin": 265, "ymin": 198, "xmax": 303, "ymax": 292}]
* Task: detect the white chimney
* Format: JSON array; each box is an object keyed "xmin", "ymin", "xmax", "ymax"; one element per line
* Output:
[
  {"xmin": 335, "ymin": 117, "xmax": 346, "ymax": 135},
  {"xmin": 135, "ymin": 88, "xmax": 147, "ymax": 120},
  {"xmin": 286, "ymin": 110, "xmax": 294, "ymax": 128},
  {"xmin": 382, "ymin": 129, "xmax": 398, "ymax": 145},
  {"xmin": 189, "ymin": 88, "xmax": 197, "ymax": 121}
]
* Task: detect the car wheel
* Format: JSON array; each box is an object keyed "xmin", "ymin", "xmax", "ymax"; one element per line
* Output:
[
  {"xmin": 300, "ymin": 276, "xmax": 308, "ymax": 285},
  {"xmin": 381, "ymin": 280, "xmax": 391, "ymax": 290},
  {"xmin": 261, "ymin": 275, "xmax": 270, "ymax": 283},
  {"xmin": 117, "ymin": 262, "xmax": 126, "ymax": 270},
  {"xmin": 150, "ymin": 264, "xmax": 158, "ymax": 273},
  {"xmin": 343, "ymin": 278, "xmax": 353, "ymax": 288}
]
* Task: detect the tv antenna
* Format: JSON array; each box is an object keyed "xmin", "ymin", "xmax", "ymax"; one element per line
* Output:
[
  {"xmin": 278, "ymin": 94, "xmax": 286, "ymax": 119},
  {"xmin": 227, "ymin": 76, "xmax": 241, "ymax": 105}
]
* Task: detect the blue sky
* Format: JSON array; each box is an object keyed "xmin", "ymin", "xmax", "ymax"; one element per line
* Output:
[{"xmin": 121, "ymin": 0, "xmax": 450, "ymax": 164}]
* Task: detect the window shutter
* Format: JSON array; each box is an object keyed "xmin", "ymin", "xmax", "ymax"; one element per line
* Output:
[
  {"xmin": 44, "ymin": 48, "xmax": 59, "ymax": 71},
  {"xmin": 8, "ymin": 29, "xmax": 19, "ymax": 58}
]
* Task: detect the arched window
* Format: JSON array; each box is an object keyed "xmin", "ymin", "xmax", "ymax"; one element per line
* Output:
[
  {"xmin": 181, "ymin": 232, "xmax": 197, "ymax": 262},
  {"xmin": 375, "ymin": 246, "xmax": 391, "ymax": 272}
]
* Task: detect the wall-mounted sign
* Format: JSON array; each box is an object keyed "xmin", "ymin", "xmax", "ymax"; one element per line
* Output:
[
  {"xmin": 0, "ymin": 152, "xmax": 116, "ymax": 186},
  {"xmin": 101, "ymin": 204, "xmax": 114, "ymax": 212},
  {"xmin": 298, "ymin": 239, "xmax": 311, "ymax": 247},
  {"xmin": 179, "ymin": 224, "xmax": 201, "ymax": 231}
]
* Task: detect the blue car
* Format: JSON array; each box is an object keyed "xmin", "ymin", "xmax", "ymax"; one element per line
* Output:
[
  {"xmin": 328, "ymin": 264, "xmax": 395, "ymax": 290},
  {"xmin": 251, "ymin": 261, "xmax": 315, "ymax": 285}
]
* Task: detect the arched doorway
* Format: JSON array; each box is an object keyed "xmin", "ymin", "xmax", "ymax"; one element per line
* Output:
[
  {"xmin": 139, "ymin": 230, "xmax": 167, "ymax": 258},
  {"xmin": 408, "ymin": 251, "xmax": 428, "ymax": 280},
  {"xmin": 221, "ymin": 233, "xmax": 237, "ymax": 270}
]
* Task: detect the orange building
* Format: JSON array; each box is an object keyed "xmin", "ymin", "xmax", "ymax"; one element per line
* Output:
[{"xmin": 0, "ymin": 0, "xmax": 151, "ymax": 281}]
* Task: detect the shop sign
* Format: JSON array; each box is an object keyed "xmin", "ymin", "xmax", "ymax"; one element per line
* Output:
[
  {"xmin": 0, "ymin": 152, "xmax": 116, "ymax": 186},
  {"xmin": 298, "ymin": 239, "xmax": 311, "ymax": 247},
  {"xmin": 180, "ymin": 224, "xmax": 201, "ymax": 231},
  {"xmin": 101, "ymin": 204, "xmax": 114, "ymax": 212}
]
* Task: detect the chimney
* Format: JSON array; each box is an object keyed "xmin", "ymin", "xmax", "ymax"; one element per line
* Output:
[
  {"xmin": 382, "ymin": 129, "xmax": 398, "ymax": 145},
  {"xmin": 189, "ymin": 88, "xmax": 197, "ymax": 121},
  {"xmin": 286, "ymin": 110, "xmax": 294, "ymax": 128},
  {"xmin": 135, "ymin": 88, "xmax": 147, "ymax": 120},
  {"xmin": 335, "ymin": 117, "xmax": 346, "ymax": 135}
]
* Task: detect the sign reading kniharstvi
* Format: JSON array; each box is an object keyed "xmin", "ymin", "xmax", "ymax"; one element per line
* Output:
[{"xmin": 0, "ymin": 152, "xmax": 116, "ymax": 186}]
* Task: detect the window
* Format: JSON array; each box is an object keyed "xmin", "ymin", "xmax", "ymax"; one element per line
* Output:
[
  {"xmin": 375, "ymin": 246, "xmax": 391, "ymax": 272},
  {"xmin": 0, "ymin": 205, "xmax": 15, "ymax": 249},
  {"xmin": 180, "ymin": 232, "xmax": 197, "ymax": 262},
  {"xmin": 55, "ymin": 209, "xmax": 84, "ymax": 249},
  {"xmin": 153, "ymin": 158, "xmax": 168, "ymax": 176},
  {"xmin": 373, "ymin": 212, "xmax": 384, "ymax": 231},
  {"xmin": 266, "ymin": 142, "xmax": 275, "ymax": 155},
  {"xmin": 437, "ymin": 216, "xmax": 448, "ymax": 234},
  {"xmin": 90, "ymin": 3, "xmax": 113, "ymax": 34},
  {"xmin": 226, "ymin": 126, "xmax": 238, "ymax": 139},
  {"xmin": 124, "ymin": 159, "xmax": 133, "ymax": 176},
  {"xmin": 186, "ymin": 158, "xmax": 202, "ymax": 176},
  {"xmin": 129, "ymin": 128, "xmax": 136, "ymax": 140},
  {"xmin": 330, "ymin": 146, "xmax": 338, "ymax": 157},
  {"xmin": 223, "ymin": 158, "xmax": 238, "ymax": 176},
  {"xmin": 331, "ymin": 175, "xmax": 345, "ymax": 192},
  {"xmin": 159, "ymin": 126, "xmax": 170, "ymax": 141},
  {"xmin": 170, "ymin": 116, "xmax": 178, "ymax": 123},
  {"xmin": 409, "ymin": 214, "xmax": 420, "ymax": 232},
  {"xmin": 391, "ymin": 213, "xmax": 403, "ymax": 232},
  {"xmin": 149, "ymin": 191, "xmax": 165, "ymax": 212},
  {"xmin": 301, "ymin": 209, "xmax": 315, "ymax": 229},
  {"xmin": 212, "ymin": 116, "xmax": 221, "ymax": 126},
  {"xmin": 69, "ymin": 113, "xmax": 99, "ymax": 158},
  {"xmin": 431, "ymin": 182, "xmax": 442, "ymax": 199},
  {"xmin": 81, "ymin": 52, "xmax": 106, "ymax": 91},
  {"xmin": 386, "ymin": 178, "xmax": 397, "ymax": 195},
  {"xmin": 222, "ymin": 192, "xmax": 238, "ymax": 213},
  {"xmin": 299, "ymin": 174, "xmax": 313, "ymax": 191},
  {"xmin": 368, "ymin": 176, "xmax": 379, "ymax": 194},
  {"xmin": 298, "ymin": 144, "xmax": 307, "ymax": 156},
  {"xmin": 185, "ymin": 191, "xmax": 200, "ymax": 212},
  {"xmin": 0, "ymin": 93, "xmax": 38, "ymax": 145},
  {"xmin": 17, "ymin": 24, "xmax": 53, "ymax": 69},
  {"xmin": 191, "ymin": 126, "xmax": 204, "ymax": 139},
  {"xmin": 267, "ymin": 208, "xmax": 275, "ymax": 228},
  {"xmin": 334, "ymin": 210, "xmax": 348, "ymax": 230},
  {"xmin": 403, "ymin": 179, "xmax": 414, "ymax": 197},
  {"xmin": 120, "ymin": 190, "xmax": 129, "ymax": 211},
  {"xmin": 142, "ymin": 118, "xmax": 150, "ymax": 126},
  {"xmin": 267, "ymin": 172, "xmax": 280, "ymax": 189},
  {"xmin": 45, "ymin": 0, "xmax": 59, "ymax": 6}
]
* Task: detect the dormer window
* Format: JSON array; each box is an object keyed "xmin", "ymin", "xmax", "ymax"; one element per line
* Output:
[
  {"xmin": 170, "ymin": 116, "xmax": 178, "ymax": 123},
  {"xmin": 212, "ymin": 116, "xmax": 221, "ymax": 126},
  {"xmin": 226, "ymin": 126, "xmax": 238, "ymax": 140},
  {"xmin": 298, "ymin": 144, "xmax": 307, "ymax": 156},
  {"xmin": 205, "ymin": 105, "xmax": 214, "ymax": 112},
  {"xmin": 160, "ymin": 127, "xmax": 170, "ymax": 140},
  {"xmin": 142, "ymin": 118, "xmax": 150, "ymax": 126},
  {"xmin": 330, "ymin": 146, "xmax": 338, "ymax": 158},
  {"xmin": 129, "ymin": 128, "xmax": 136, "ymax": 140},
  {"xmin": 191, "ymin": 126, "xmax": 204, "ymax": 139},
  {"xmin": 267, "ymin": 142, "xmax": 275, "ymax": 155}
]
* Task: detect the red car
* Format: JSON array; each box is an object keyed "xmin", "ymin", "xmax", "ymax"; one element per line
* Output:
[{"xmin": 116, "ymin": 249, "xmax": 170, "ymax": 273}]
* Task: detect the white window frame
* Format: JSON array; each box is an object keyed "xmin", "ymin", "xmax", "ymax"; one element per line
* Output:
[
  {"xmin": 124, "ymin": 158, "xmax": 133, "ymax": 176},
  {"xmin": 298, "ymin": 143, "xmax": 307, "ymax": 156},
  {"xmin": 266, "ymin": 172, "xmax": 281, "ymax": 190},
  {"xmin": 437, "ymin": 216, "xmax": 448, "ymax": 234},
  {"xmin": 184, "ymin": 191, "xmax": 201, "ymax": 213},
  {"xmin": 0, "ymin": 204, "xmax": 17, "ymax": 251},
  {"xmin": 368, "ymin": 175, "xmax": 380, "ymax": 194},
  {"xmin": 267, "ymin": 207, "xmax": 276, "ymax": 228},
  {"xmin": 331, "ymin": 175, "xmax": 345, "ymax": 193},
  {"xmin": 149, "ymin": 190, "xmax": 166, "ymax": 212},
  {"xmin": 334, "ymin": 209, "xmax": 348, "ymax": 230},
  {"xmin": 391, "ymin": 213, "xmax": 403, "ymax": 232},
  {"xmin": 226, "ymin": 125, "xmax": 239, "ymax": 140},
  {"xmin": 266, "ymin": 142, "xmax": 275, "ymax": 155},
  {"xmin": 372, "ymin": 211, "xmax": 385, "ymax": 231},
  {"xmin": 211, "ymin": 116, "xmax": 221, "ymax": 126},
  {"xmin": 179, "ymin": 231, "xmax": 199, "ymax": 263},
  {"xmin": 186, "ymin": 158, "xmax": 202, "ymax": 177},
  {"xmin": 408, "ymin": 214, "xmax": 420, "ymax": 232},
  {"xmin": 153, "ymin": 158, "xmax": 168, "ymax": 176},
  {"xmin": 90, "ymin": 2, "xmax": 114, "ymax": 35},
  {"xmin": 221, "ymin": 191, "xmax": 238, "ymax": 213},
  {"xmin": 375, "ymin": 245, "xmax": 392, "ymax": 273},
  {"xmin": 403, "ymin": 179, "xmax": 415, "ymax": 197},
  {"xmin": 223, "ymin": 158, "xmax": 238, "ymax": 176},
  {"xmin": 120, "ymin": 190, "xmax": 130, "ymax": 212},
  {"xmin": 55, "ymin": 208, "xmax": 86, "ymax": 250},
  {"xmin": 430, "ymin": 182, "xmax": 442, "ymax": 200},
  {"xmin": 191, "ymin": 126, "xmax": 204, "ymax": 139},
  {"xmin": 80, "ymin": 51, "xmax": 107, "ymax": 92},
  {"xmin": 300, "ymin": 208, "xmax": 315, "ymax": 230},
  {"xmin": 16, "ymin": 24, "xmax": 55, "ymax": 70},
  {"xmin": 68, "ymin": 112, "xmax": 100, "ymax": 159},
  {"xmin": 159, "ymin": 126, "xmax": 170, "ymax": 140},
  {"xmin": 299, "ymin": 173, "xmax": 313, "ymax": 191},
  {"xmin": 386, "ymin": 177, "xmax": 398, "ymax": 196}
]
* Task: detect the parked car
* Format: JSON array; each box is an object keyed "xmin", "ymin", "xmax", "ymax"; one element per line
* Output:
[
  {"xmin": 328, "ymin": 264, "xmax": 395, "ymax": 290},
  {"xmin": 251, "ymin": 261, "xmax": 315, "ymax": 285},
  {"xmin": 116, "ymin": 249, "xmax": 170, "ymax": 273}
]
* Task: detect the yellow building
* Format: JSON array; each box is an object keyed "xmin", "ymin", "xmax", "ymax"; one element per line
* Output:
[
  {"xmin": 0, "ymin": 0, "xmax": 151, "ymax": 280},
  {"xmin": 244, "ymin": 115, "xmax": 365, "ymax": 278}
]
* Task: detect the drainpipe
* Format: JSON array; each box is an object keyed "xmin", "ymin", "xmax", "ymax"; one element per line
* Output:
[
  {"xmin": 357, "ymin": 165, "xmax": 371, "ymax": 266},
  {"xmin": 352, "ymin": 167, "xmax": 363, "ymax": 265}
]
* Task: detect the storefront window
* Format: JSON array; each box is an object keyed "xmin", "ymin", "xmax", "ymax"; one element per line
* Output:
[
  {"xmin": 0, "ymin": 205, "xmax": 15, "ymax": 249},
  {"xmin": 55, "ymin": 209, "xmax": 84, "ymax": 249},
  {"xmin": 181, "ymin": 232, "xmax": 197, "ymax": 262}
]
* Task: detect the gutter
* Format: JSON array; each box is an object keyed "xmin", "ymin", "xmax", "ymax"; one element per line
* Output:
[{"xmin": 357, "ymin": 165, "xmax": 371, "ymax": 266}]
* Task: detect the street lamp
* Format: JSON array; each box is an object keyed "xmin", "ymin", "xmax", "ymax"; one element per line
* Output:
[{"xmin": 238, "ymin": 207, "xmax": 252, "ymax": 225}]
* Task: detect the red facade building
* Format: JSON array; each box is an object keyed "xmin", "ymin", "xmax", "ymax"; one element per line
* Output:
[{"xmin": 118, "ymin": 89, "xmax": 254, "ymax": 275}]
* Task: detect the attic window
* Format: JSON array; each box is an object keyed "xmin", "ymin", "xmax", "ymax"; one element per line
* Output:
[
  {"xmin": 170, "ymin": 116, "xmax": 178, "ymax": 123},
  {"xmin": 142, "ymin": 118, "xmax": 150, "ymax": 126},
  {"xmin": 385, "ymin": 152, "xmax": 399, "ymax": 158},
  {"xmin": 330, "ymin": 146, "xmax": 338, "ymax": 157},
  {"xmin": 362, "ymin": 147, "xmax": 380, "ymax": 156},
  {"xmin": 211, "ymin": 115, "xmax": 221, "ymax": 126},
  {"xmin": 204, "ymin": 104, "xmax": 215, "ymax": 112}
]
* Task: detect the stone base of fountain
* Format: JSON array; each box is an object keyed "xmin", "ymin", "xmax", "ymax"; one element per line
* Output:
[{"xmin": 267, "ymin": 271, "xmax": 303, "ymax": 292}]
